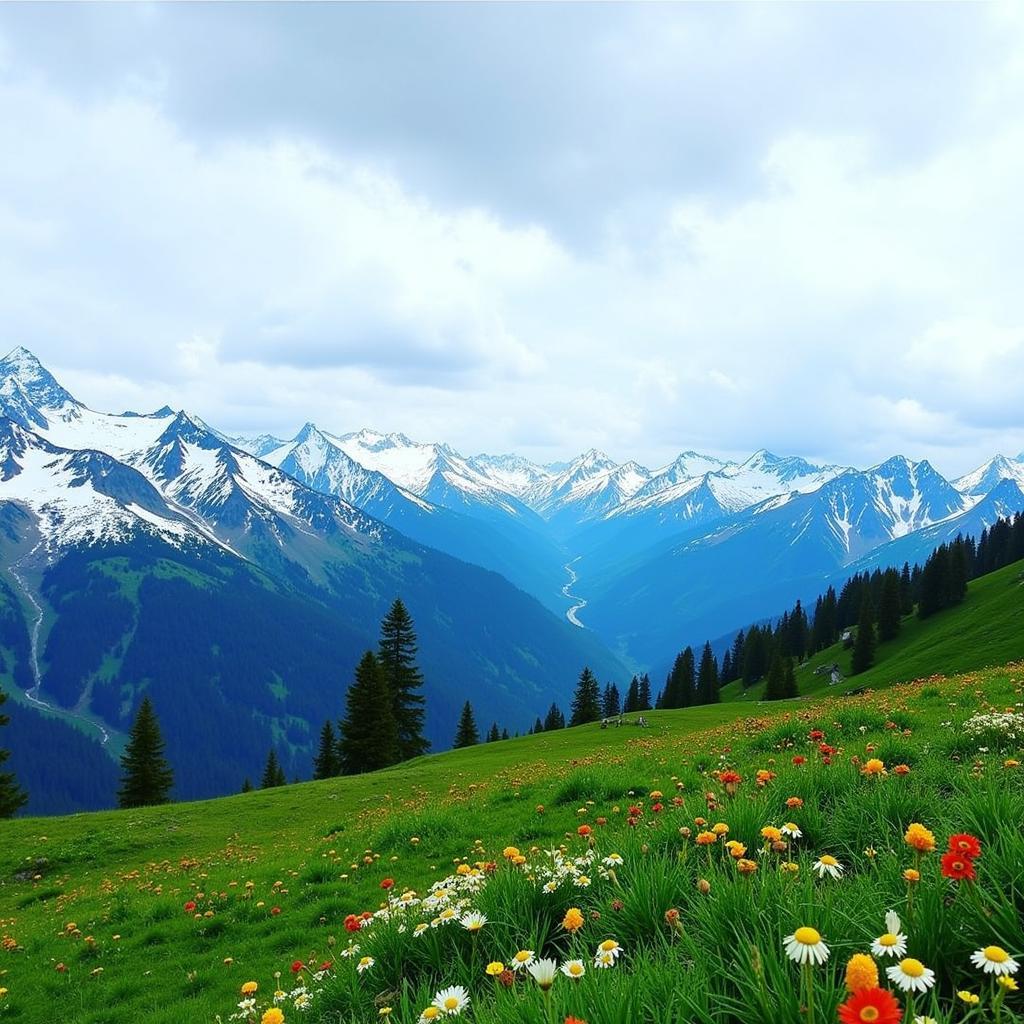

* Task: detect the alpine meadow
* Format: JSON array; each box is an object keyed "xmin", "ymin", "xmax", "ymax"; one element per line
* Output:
[{"xmin": 1, "ymin": 5, "xmax": 1023, "ymax": 1024}]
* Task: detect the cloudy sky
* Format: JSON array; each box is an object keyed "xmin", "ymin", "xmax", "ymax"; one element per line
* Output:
[{"xmin": 2, "ymin": 4, "xmax": 1023, "ymax": 474}]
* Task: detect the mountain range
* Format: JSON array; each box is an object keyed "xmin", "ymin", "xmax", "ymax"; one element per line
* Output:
[{"xmin": 1, "ymin": 345, "xmax": 1022, "ymax": 812}]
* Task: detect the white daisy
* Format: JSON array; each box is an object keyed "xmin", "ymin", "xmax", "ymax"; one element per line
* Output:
[
  {"xmin": 560, "ymin": 959, "xmax": 586, "ymax": 979},
  {"xmin": 783, "ymin": 926, "xmax": 830, "ymax": 965},
  {"xmin": 460, "ymin": 912, "xmax": 487, "ymax": 932},
  {"xmin": 510, "ymin": 949, "xmax": 535, "ymax": 971},
  {"xmin": 527, "ymin": 957, "xmax": 558, "ymax": 991},
  {"xmin": 432, "ymin": 984, "xmax": 470, "ymax": 1015},
  {"xmin": 812, "ymin": 855, "xmax": 844, "ymax": 879},
  {"xmin": 593, "ymin": 949, "xmax": 617, "ymax": 968},
  {"xmin": 356, "ymin": 956, "xmax": 374, "ymax": 974},
  {"xmin": 603, "ymin": 853, "xmax": 624, "ymax": 866},
  {"xmin": 970, "ymin": 946, "xmax": 1019, "ymax": 976},
  {"xmin": 871, "ymin": 932, "xmax": 908, "ymax": 958},
  {"xmin": 886, "ymin": 958, "xmax": 936, "ymax": 993},
  {"xmin": 594, "ymin": 938, "xmax": 622, "ymax": 964},
  {"xmin": 781, "ymin": 823, "xmax": 803, "ymax": 839}
]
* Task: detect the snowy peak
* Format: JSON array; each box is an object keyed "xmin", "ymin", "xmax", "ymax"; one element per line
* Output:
[
  {"xmin": 953, "ymin": 454, "xmax": 1024, "ymax": 499},
  {"xmin": 0, "ymin": 346, "xmax": 80, "ymax": 415},
  {"xmin": 466, "ymin": 453, "xmax": 553, "ymax": 496}
]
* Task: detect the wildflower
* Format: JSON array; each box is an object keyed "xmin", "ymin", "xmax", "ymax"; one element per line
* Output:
[
  {"xmin": 413, "ymin": 923, "xmax": 429, "ymax": 937},
  {"xmin": 460, "ymin": 912, "xmax": 487, "ymax": 932},
  {"xmin": 781, "ymin": 822, "xmax": 802, "ymax": 839},
  {"xmin": 565, "ymin": 1018, "xmax": 589, "ymax": 1024},
  {"xmin": 502, "ymin": 846, "xmax": 520, "ymax": 860},
  {"xmin": 291, "ymin": 960, "xmax": 305, "ymax": 974},
  {"xmin": 812, "ymin": 855, "xmax": 844, "ymax": 879},
  {"xmin": 511, "ymin": 950, "xmax": 535, "ymax": 971},
  {"xmin": 837, "ymin": 987, "xmax": 902, "ymax": 1024},
  {"xmin": 902, "ymin": 868, "xmax": 920, "ymax": 884},
  {"xmin": 528, "ymin": 958, "xmax": 558, "ymax": 991},
  {"xmin": 241, "ymin": 982, "xmax": 259, "ymax": 995},
  {"xmin": 871, "ymin": 911, "xmax": 908, "ymax": 958},
  {"xmin": 957, "ymin": 990, "xmax": 980, "ymax": 1005},
  {"xmin": 861, "ymin": 758, "xmax": 886, "ymax": 776},
  {"xmin": 577, "ymin": 825, "xmax": 592, "ymax": 838},
  {"xmin": 357, "ymin": 956, "xmax": 374, "ymax": 973},
  {"xmin": 593, "ymin": 939, "xmax": 622, "ymax": 967},
  {"xmin": 998, "ymin": 976, "xmax": 1018, "ymax": 992},
  {"xmin": 562, "ymin": 908, "xmax": 585, "ymax": 933},
  {"xmin": 948, "ymin": 833, "xmax": 982, "ymax": 859},
  {"xmin": 432, "ymin": 985, "xmax": 470, "ymax": 1015},
  {"xmin": 780, "ymin": 861, "xmax": 800, "ymax": 875},
  {"xmin": 886, "ymin": 958, "xmax": 936, "ymax": 993},
  {"xmin": 736, "ymin": 858, "xmax": 758, "ymax": 876},
  {"xmin": 561, "ymin": 959, "xmax": 586, "ymax": 979},
  {"xmin": 904, "ymin": 823, "xmax": 936, "ymax": 854},
  {"xmin": 786, "ymin": 796, "xmax": 804, "ymax": 808},
  {"xmin": 761, "ymin": 826, "xmax": 782, "ymax": 844},
  {"xmin": 183, "ymin": 900, "xmax": 197, "ymax": 913},
  {"xmin": 696, "ymin": 878, "xmax": 711, "ymax": 894},
  {"xmin": 695, "ymin": 831, "xmax": 717, "ymax": 846},
  {"xmin": 262, "ymin": 1011, "xmax": 284, "ymax": 1024},
  {"xmin": 712, "ymin": 822, "xmax": 729, "ymax": 836},
  {"xmin": 913, "ymin": 1017, "xmax": 937, "ymax": 1024},
  {"xmin": 971, "ymin": 946, "xmax": 1019, "ymax": 976},
  {"xmin": 845, "ymin": 954, "xmax": 879, "ymax": 992},
  {"xmin": 940, "ymin": 851, "xmax": 976, "ymax": 881},
  {"xmin": 418, "ymin": 1008, "xmax": 442, "ymax": 1023},
  {"xmin": 893, "ymin": 764, "xmax": 911, "ymax": 776},
  {"xmin": 784, "ymin": 927, "xmax": 829, "ymax": 965},
  {"xmin": 792, "ymin": 755, "xmax": 807, "ymax": 766},
  {"xmin": 486, "ymin": 961, "xmax": 504, "ymax": 976}
]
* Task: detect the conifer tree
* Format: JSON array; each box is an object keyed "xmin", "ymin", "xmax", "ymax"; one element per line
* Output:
[
  {"xmin": 378, "ymin": 599, "xmax": 429, "ymax": 761},
  {"xmin": 696, "ymin": 643, "xmax": 719, "ymax": 704},
  {"xmin": 623, "ymin": 676, "xmax": 640, "ymax": 713},
  {"xmin": 453, "ymin": 701, "xmax": 479, "ymax": 748},
  {"xmin": 570, "ymin": 667, "xmax": 602, "ymax": 725},
  {"xmin": 543, "ymin": 702, "xmax": 565, "ymax": 730},
  {"xmin": 878, "ymin": 570, "xmax": 902, "ymax": 642},
  {"xmin": 601, "ymin": 683, "xmax": 621, "ymax": 718},
  {"xmin": 531, "ymin": 717, "xmax": 544, "ymax": 735},
  {"xmin": 763, "ymin": 653, "xmax": 785, "ymax": 701},
  {"xmin": 339, "ymin": 651, "xmax": 399, "ymax": 773},
  {"xmin": 637, "ymin": 674, "xmax": 652, "ymax": 711},
  {"xmin": 117, "ymin": 696, "xmax": 174, "ymax": 808},
  {"xmin": 851, "ymin": 594, "xmax": 877, "ymax": 674},
  {"xmin": 487, "ymin": 722, "xmax": 500, "ymax": 743},
  {"xmin": 313, "ymin": 720, "xmax": 340, "ymax": 779},
  {"xmin": 241, "ymin": 778, "xmax": 253, "ymax": 793},
  {"xmin": 501, "ymin": 727, "xmax": 509, "ymax": 740},
  {"xmin": 261, "ymin": 749, "xmax": 286, "ymax": 789},
  {"xmin": 0, "ymin": 686, "xmax": 27, "ymax": 818},
  {"xmin": 783, "ymin": 657, "xmax": 799, "ymax": 698}
]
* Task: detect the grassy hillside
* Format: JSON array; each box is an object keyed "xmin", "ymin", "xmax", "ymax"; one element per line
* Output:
[
  {"xmin": 1, "ymin": 661, "xmax": 1023, "ymax": 1024},
  {"xmin": 722, "ymin": 556, "xmax": 1024, "ymax": 704}
]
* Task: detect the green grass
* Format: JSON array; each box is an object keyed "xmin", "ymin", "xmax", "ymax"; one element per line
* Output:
[{"xmin": 0, "ymin": 563, "xmax": 1022, "ymax": 1023}]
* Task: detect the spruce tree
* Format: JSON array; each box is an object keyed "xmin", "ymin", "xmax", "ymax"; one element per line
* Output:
[
  {"xmin": 763, "ymin": 653, "xmax": 785, "ymax": 701},
  {"xmin": 851, "ymin": 594, "xmax": 877, "ymax": 674},
  {"xmin": 0, "ymin": 686, "xmax": 27, "ymax": 818},
  {"xmin": 532, "ymin": 716, "xmax": 544, "ymax": 735},
  {"xmin": 313, "ymin": 720, "xmax": 340, "ymax": 779},
  {"xmin": 339, "ymin": 651, "xmax": 399, "ymax": 773},
  {"xmin": 696, "ymin": 643, "xmax": 719, "ymax": 704},
  {"xmin": 544, "ymin": 702, "xmax": 565, "ymax": 731},
  {"xmin": 569, "ymin": 667, "xmax": 602, "ymax": 726},
  {"xmin": 783, "ymin": 657, "xmax": 799, "ymax": 698},
  {"xmin": 240, "ymin": 778, "xmax": 253, "ymax": 793},
  {"xmin": 637, "ymin": 674, "xmax": 652, "ymax": 711},
  {"xmin": 602, "ymin": 683, "xmax": 621, "ymax": 718},
  {"xmin": 261, "ymin": 749, "xmax": 285, "ymax": 789},
  {"xmin": 878, "ymin": 570, "xmax": 902, "ymax": 642},
  {"xmin": 623, "ymin": 676, "xmax": 640, "ymax": 713},
  {"xmin": 501, "ymin": 727, "xmax": 509, "ymax": 740},
  {"xmin": 487, "ymin": 722, "xmax": 500, "ymax": 743},
  {"xmin": 453, "ymin": 701, "xmax": 479, "ymax": 748},
  {"xmin": 378, "ymin": 599, "xmax": 429, "ymax": 761},
  {"xmin": 117, "ymin": 696, "xmax": 174, "ymax": 808}
]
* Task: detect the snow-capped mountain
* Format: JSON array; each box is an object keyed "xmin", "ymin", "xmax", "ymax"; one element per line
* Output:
[
  {"xmin": 466, "ymin": 453, "xmax": 554, "ymax": 496},
  {"xmin": 226, "ymin": 432, "xmax": 288, "ymax": 458},
  {"xmin": 953, "ymin": 454, "xmax": 1024, "ymax": 499},
  {"xmin": 522, "ymin": 449, "xmax": 649, "ymax": 523}
]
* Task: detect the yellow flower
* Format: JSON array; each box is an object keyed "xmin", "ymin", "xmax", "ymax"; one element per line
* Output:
[
  {"xmin": 998, "ymin": 976, "xmax": 1018, "ymax": 992},
  {"xmin": 695, "ymin": 831, "xmax": 718, "ymax": 846},
  {"xmin": 485, "ymin": 961, "xmax": 505, "ymax": 976},
  {"xmin": 904, "ymin": 823, "xmax": 936, "ymax": 853},
  {"xmin": 902, "ymin": 868, "xmax": 921, "ymax": 883},
  {"xmin": 957, "ymin": 990, "xmax": 980, "ymax": 1005},
  {"xmin": 861, "ymin": 758, "xmax": 886, "ymax": 776},
  {"xmin": 761, "ymin": 826, "xmax": 782, "ymax": 843},
  {"xmin": 241, "ymin": 981, "xmax": 259, "ymax": 995},
  {"xmin": 502, "ymin": 846, "xmax": 520, "ymax": 860},
  {"xmin": 712, "ymin": 822, "xmax": 730, "ymax": 836},
  {"xmin": 562, "ymin": 907, "xmax": 585, "ymax": 933},
  {"xmin": 845, "ymin": 953, "xmax": 879, "ymax": 993},
  {"xmin": 262, "ymin": 1010, "xmax": 285, "ymax": 1024}
]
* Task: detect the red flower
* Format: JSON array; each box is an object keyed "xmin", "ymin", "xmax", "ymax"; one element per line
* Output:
[
  {"xmin": 577, "ymin": 825, "xmax": 592, "ymax": 837},
  {"xmin": 808, "ymin": 729, "xmax": 825, "ymax": 741},
  {"xmin": 837, "ymin": 986, "xmax": 902, "ymax": 1024},
  {"xmin": 291, "ymin": 960, "xmax": 305, "ymax": 974},
  {"xmin": 183, "ymin": 900, "xmax": 197, "ymax": 913},
  {"xmin": 792, "ymin": 755, "xmax": 807, "ymax": 766},
  {"xmin": 343, "ymin": 914, "xmax": 361, "ymax": 933},
  {"xmin": 948, "ymin": 833, "xmax": 982, "ymax": 859},
  {"xmin": 565, "ymin": 1018, "xmax": 589, "ymax": 1024},
  {"xmin": 380, "ymin": 878, "xmax": 395, "ymax": 890},
  {"xmin": 940, "ymin": 851, "xmax": 976, "ymax": 881},
  {"xmin": 319, "ymin": 960, "xmax": 333, "ymax": 971},
  {"xmin": 270, "ymin": 906, "xmax": 281, "ymax": 915},
  {"xmin": 651, "ymin": 802, "xmax": 663, "ymax": 813}
]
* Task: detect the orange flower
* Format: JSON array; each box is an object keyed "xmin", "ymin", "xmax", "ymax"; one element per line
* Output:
[
  {"xmin": 785, "ymin": 796, "xmax": 803, "ymax": 808},
  {"xmin": 893, "ymin": 764, "xmax": 911, "ymax": 776},
  {"xmin": 562, "ymin": 907, "xmax": 585, "ymax": 933},
  {"xmin": 695, "ymin": 831, "xmax": 718, "ymax": 846},
  {"xmin": 845, "ymin": 954, "xmax": 879, "ymax": 993},
  {"xmin": 736, "ymin": 858, "xmax": 758, "ymax": 875},
  {"xmin": 902, "ymin": 868, "xmax": 921, "ymax": 884},
  {"xmin": 861, "ymin": 758, "xmax": 886, "ymax": 777},
  {"xmin": 904, "ymin": 823, "xmax": 936, "ymax": 853},
  {"xmin": 577, "ymin": 825, "xmax": 593, "ymax": 838}
]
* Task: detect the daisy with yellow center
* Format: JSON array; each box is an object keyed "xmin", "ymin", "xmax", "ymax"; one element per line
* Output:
[
  {"xmin": 527, "ymin": 958, "xmax": 558, "ymax": 991},
  {"xmin": 431, "ymin": 985, "xmax": 469, "ymax": 1015},
  {"xmin": 783, "ymin": 926, "xmax": 830, "ymax": 965},
  {"xmin": 871, "ymin": 911, "xmax": 907, "ymax": 958},
  {"xmin": 886, "ymin": 958, "xmax": 936, "ymax": 993},
  {"xmin": 812, "ymin": 855, "xmax": 844, "ymax": 879},
  {"xmin": 511, "ymin": 949, "xmax": 535, "ymax": 971},
  {"xmin": 781, "ymin": 823, "xmax": 802, "ymax": 839},
  {"xmin": 460, "ymin": 912, "xmax": 487, "ymax": 932},
  {"xmin": 561, "ymin": 959, "xmax": 586, "ymax": 979},
  {"xmin": 418, "ymin": 1007, "xmax": 442, "ymax": 1023},
  {"xmin": 356, "ymin": 955, "xmax": 374, "ymax": 973},
  {"xmin": 970, "ymin": 945, "xmax": 1019, "ymax": 976}
]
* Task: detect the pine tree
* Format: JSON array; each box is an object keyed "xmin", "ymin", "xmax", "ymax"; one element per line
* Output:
[
  {"xmin": 261, "ymin": 749, "xmax": 286, "ymax": 789},
  {"xmin": 501, "ymin": 728, "xmax": 509, "ymax": 740},
  {"xmin": 378, "ymin": 599, "xmax": 429, "ymax": 761},
  {"xmin": 638, "ymin": 674, "xmax": 652, "ymax": 711},
  {"xmin": 899, "ymin": 562, "xmax": 914, "ymax": 615},
  {"xmin": 339, "ymin": 651, "xmax": 399, "ymax": 774},
  {"xmin": 783, "ymin": 657, "xmax": 799, "ymax": 698},
  {"xmin": 877, "ymin": 570, "xmax": 902, "ymax": 642},
  {"xmin": 313, "ymin": 720, "xmax": 340, "ymax": 779},
  {"xmin": 240, "ymin": 778, "xmax": 253, "ymax": 793},
  {"xmin": 544, "ymin": 702, "xmax": 565, "ymax": 730},
  {"xmin": 569, "ymin": 667, "xmax": 602, "ymax": 726},
  {"xmin": 117, "ymin": 696, "xmax": 174, "ymax": 808},
  {"xmin": 696, "ymin": 643, "xmax": 719, "ymax": 704},
  {"xmin": 453, "ymin": 701, "xmax": 479, "ymax": 748},
  {"xmin": 532, "ymin": 717, "xmax": 544, "ymax": 735},
  {"xmin": 0, "ymin": 686, "xmax": 27, "ymax": 818},
  {"xmin": 487, "ymin": 722, "xmax": 500, "ymax": 743},
  {"xmin": 720, "ymin": 649, "xmax": 733, "ymax": 684},
  {"xmin": 851, "ymin": 594, "xmax": 877, "ymax": 674},
  {"xmin": 623, "ymin": 676, "xmax": 640, "ymax": 713},
  {"xmin": 763, "ymin": 653, "xmax": 785, "ymax": 701},
  {"xmin": 601, "ymin": 683, "xmax": 621, "ymax": 718}
]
